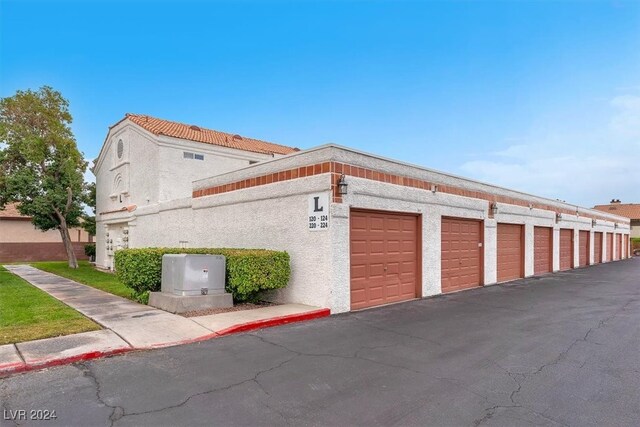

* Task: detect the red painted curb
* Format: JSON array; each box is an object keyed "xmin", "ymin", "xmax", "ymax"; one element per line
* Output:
[
  {"xmin": 0, "ymin": 308, "xmax": 331, "ymax": 378},
  {"xmin": 146, "ymin": 331, "xmax": 221, "ymax": 349},
  {"xmin": 0, "ymin": 347, "xmax": 133, "ymax": 378},
  {"xmin": 216, "ymin": 308, "xmax": 331, "ymax": 336}
]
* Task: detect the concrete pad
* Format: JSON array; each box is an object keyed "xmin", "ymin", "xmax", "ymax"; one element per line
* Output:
[
  {"xmin": 149, "ymin": 291, "xmax": 233, "ymax": 313},
  {"xmin": 16, "ymin": 330, "xmax": 130, "ymax": 365},
  {"xmin": 105, "ymin": 315, "xmax": 214, "ymax": 348},
  {"xmin": 0, "ymin": 344, "xmax": 25, "ymax": 372},
  {"xmin": 191, "ymin": 304, "xmax": 324, "ymax": 332}
]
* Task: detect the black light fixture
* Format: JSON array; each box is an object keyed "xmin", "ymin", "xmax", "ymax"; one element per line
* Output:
[
  {"xmin": 556, "ymin": 212, "xmax": 562, "ymax": 222},
  {"xmin": 490, "ymin": 202, "xmax": 498, "ymax": 216},
  {"xmin": 337, "ymin": 174, "xmax": 348, "ymax": 195},
  {"xmin": 592, "ymin": 219, "xmax": 597, "ymax": 227}
]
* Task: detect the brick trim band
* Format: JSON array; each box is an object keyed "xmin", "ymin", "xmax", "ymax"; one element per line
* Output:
[{"xmin": 192, "ymin": 162, "xmax": 628, "ymax": 224}]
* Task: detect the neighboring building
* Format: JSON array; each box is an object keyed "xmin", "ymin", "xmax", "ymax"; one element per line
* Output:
[
  {"xmin": 95, "ymin": 114, "xmax": 632, "ymax": 314},
  {"xmin": 593, "ymin": 200, "xmax": 640, "ymax": 238},
  {"xmin": 93, "ymin": 113, "xmax": 298, "ymax": 270},
  {"xmin": 0, "ymin": 203, "xmax": 92, "ymax": 262}
]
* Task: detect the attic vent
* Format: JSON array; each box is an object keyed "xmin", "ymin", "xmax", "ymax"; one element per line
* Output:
[
  {"xmin": 189, "ymin": 125, "xmax": 201, "ymax": 131},
  {"xmin": 232, "ymin": 134, "xmax": 243, "ymax": 140}
]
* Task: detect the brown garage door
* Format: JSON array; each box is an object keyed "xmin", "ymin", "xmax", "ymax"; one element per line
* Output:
[
  {"xmin": 534, "ymin": 226, "xmax": 553, "ymax": 275},
  {"xmin": 624, "ymin": 235, "xmax": 629, "ymax": 258},
  {"xmin": 593, "ymin": 232, "xmax": 603, "ymax": 264},
  {"xmin": 606, "ymin": 233, "xmax": 613, "ymax": 262},
  {"xmin": 616, "ymin": 234, "xmax": 622, "ymax": 260},
  {"xmin": 497, "ymin": 223, "xmax": 523, "ymax": 283},
  {"xmin": 350, "ymin": 210, "xmax": 419, "ymax": 310},
  {"xmin": 441, "ymin": 217, "xmax": 482, "ymax": 293},
  {"xmin": 559, "ymin": 229, "xmax": 573, "ymax": 271},
  {"xmin": 578, "ymin": 231, "xmax": 589, "ymax": 267}
]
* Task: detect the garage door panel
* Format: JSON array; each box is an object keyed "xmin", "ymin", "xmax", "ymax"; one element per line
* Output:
[
  {"xmin": 497, "ymin": 223, "xmax": 523, "ymax": 283},
  {"xmin": 559, "ymin": 229, "xmax": 573, "ymax": 271},
  {"xmin": 441, "ymin": 218, "xmax": 482, "ymax": 293},
  {"xmin": 616, "ymin": 234, "xmax": 622, "ymax": 260},
  {"xmin": 579, "ymin": 230, "xmax": 589, "ymax": 267},
  {"xmin": 606, "ymin": 233, "xmax": 613, "ymax": 261},
  {"xmin": 533, "ymin": 226, "xmax": 552, "ymax": 275},
  {"xmin": 350, "ymin": 210, "xmax": 419, "ymax": 310},
  {"xmin": 593, "ymin": 232, "xmax": 603, "ymax": 264}
]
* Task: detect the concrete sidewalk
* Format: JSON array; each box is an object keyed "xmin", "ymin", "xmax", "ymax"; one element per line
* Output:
[{"xmin": 1, "ymin": 265, "xmax": 329, "ymax": 376}]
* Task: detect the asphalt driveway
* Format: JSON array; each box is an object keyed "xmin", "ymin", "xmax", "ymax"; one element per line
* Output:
[{"xmin": 2, "ymin": 259, "xmax": 639, "ymax": 427}]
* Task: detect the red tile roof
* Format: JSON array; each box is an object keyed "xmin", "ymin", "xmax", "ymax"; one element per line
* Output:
[
  {"xmin": 0, "ymin": 203, "xmax": 30, "ymax": 219},
  {"xmin": 593, "ymin": 203, "xmax": 640, "ymax": 220},
  {"xmin": 126, "ymin": 113, "xmax": 298, "ymax": 156}
]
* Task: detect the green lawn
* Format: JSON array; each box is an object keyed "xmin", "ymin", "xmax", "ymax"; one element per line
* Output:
[
  {"xmin": 31, "ymin": 261, "xmax": 133, "ymax": 300},
  {"xmin": 0, "ymin": 266, "xmax": 100, "ymax": 345}
]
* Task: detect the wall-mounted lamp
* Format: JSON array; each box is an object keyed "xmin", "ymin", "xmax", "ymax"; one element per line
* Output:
[
  {"xmin": 614, "ymin": 223, "xmax": 619, "ymax": 229},
  {"xmin": 490, "ymin": 202, "xmax": 498, "ymax": 216},
  {"xmin": 555, "ymin": 212, "xmax": 562, "ymax": 222},
  {"xmin": 337, "ymin": 174, "xmax": 348, "ymax": 195},
  {"xmin": 592, "ymin": 219, "xmax": 597, "ymax": 227},
  {"xmin": 430, "ymin": 184, "xmax": 438, "ymax": 194},
  {"xmin": 528, "ymin": 203, "xmax": 533, "ymax": 210}
]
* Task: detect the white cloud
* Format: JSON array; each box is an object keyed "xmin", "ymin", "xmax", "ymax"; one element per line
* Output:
[{"xmin": 459, "ymin": 93, "xmax": 639, "ymax": 207}]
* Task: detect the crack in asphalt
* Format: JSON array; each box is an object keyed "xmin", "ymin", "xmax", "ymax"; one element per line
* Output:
[
  {"xmin": 76, "ymin": 362, "xmax": 125, "ymax": 427},
  {"xmin": 96, "ymin": 351, "xmax": 300, "ymax": 424},
  {"xmin": 473, "ymin": 298, "xmax": 637, "ymax": 427},
  {"xmin": 250, "ymin": 331, "xmax": 497, "ymax": 425}
]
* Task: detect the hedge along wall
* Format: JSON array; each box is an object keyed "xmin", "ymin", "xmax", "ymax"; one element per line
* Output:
[{"xmin": 114, "ymin": 248, "xmax": 290, "ymax": 302}]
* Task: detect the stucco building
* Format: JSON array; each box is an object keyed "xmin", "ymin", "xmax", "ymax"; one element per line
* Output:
[
  {"xmin": 95, "ymin": 114, "xmax": 631, "ymax": 314},
  {"xmin": 0, "ymin": 203, "xmax": 92, "ymax": 262}
]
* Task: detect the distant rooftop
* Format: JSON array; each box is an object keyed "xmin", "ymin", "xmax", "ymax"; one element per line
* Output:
[{"xmin": 593, "ymin": 201, "xmax": 640, "ymax": 220}]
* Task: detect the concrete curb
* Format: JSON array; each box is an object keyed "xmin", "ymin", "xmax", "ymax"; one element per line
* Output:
[
  {"xmin": 216, "ymin": 308, "xmax": 331, "ymax": 336},
  {"xmin": 0, "ymin": 308, "xmax": 330, "ymax": 378}
]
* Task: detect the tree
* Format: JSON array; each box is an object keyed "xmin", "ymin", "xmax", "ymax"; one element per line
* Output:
[
  {"xmin": 82, "ymin": 181, "xmax": 96, "ymax": 236},
  {"xmin": 0, "ymin": 86, "xmax": 87, "ymax": 268}
]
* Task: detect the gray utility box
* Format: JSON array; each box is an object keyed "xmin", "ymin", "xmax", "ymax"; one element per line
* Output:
[{"xmin": 161, "ymin": 254, "xmax": 226, "ymax": 296}]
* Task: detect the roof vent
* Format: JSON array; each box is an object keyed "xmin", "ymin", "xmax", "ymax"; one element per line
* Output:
[
  {"xmin": 189, "ymin": 125, "xmax": 201, "ymax": 131},
  {"xmin": 232, "ymin": 134, "xmax": 243, "ymax": 140}
]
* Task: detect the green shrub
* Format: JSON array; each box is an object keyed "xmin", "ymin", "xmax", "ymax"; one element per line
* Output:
[
  {"xmin": 84, "ymin": 244, "xmax": 96, "ymax": 258},
  {"xmin": 114, "ymin": 248, "xmax": 290, "ymax": 302}
]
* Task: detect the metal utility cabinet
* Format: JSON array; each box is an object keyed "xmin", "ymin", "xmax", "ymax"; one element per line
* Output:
[{"xmin": 161, "ymin": 254, "xmax": 226, "ymax": 296}]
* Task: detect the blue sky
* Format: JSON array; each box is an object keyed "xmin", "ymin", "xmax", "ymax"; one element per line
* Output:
[{"xmin": 1, "ymin": 0, "xmax": 639, "ymax": 206}]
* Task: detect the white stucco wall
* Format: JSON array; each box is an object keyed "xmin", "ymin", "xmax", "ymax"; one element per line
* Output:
[
  {"xmin": 156, "ymin": 136, "xmax": 277, "ymax": 202},
  {"xmin": 94, "ymin": 119, "xmax": 283, "ymax": 269},
  {"xmin": 130, "ymin": 175, "xmax": 334, "ymax": 309}
]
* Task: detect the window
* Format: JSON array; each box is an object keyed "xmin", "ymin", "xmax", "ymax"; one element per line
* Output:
[
  {"xmin": 117, "ymin": 140, "xmax": 124, "ymax": 159},
  {"xmin": 183, "ymin": 152, "xmax": 204, "ymax": 160}
]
